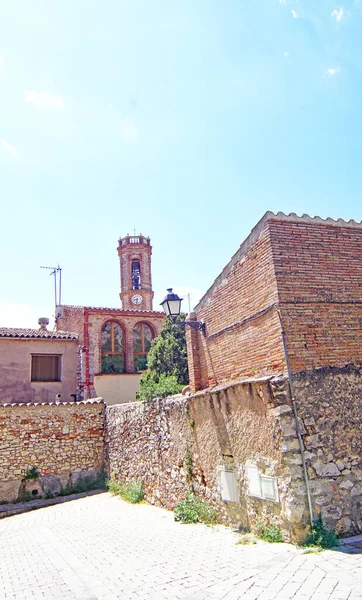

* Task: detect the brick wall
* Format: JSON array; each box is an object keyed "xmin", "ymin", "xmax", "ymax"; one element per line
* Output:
[
  {"xmin": 187, "ymin": 213, "xmax": 362, "ymax": 392},
  {"xmin": 269, "ymin": 218, "xmax": 362, "ymax": 372},
  {"xmin": 0, "ymin": 400, "xmax": 105, "ymax": 503},
  {"xmin": 186, "ymin": 220, "xmax": 286, "ymax": 392},
  {"xmin": 57, "ymin": 306, "xmax": 164, "ymax": 398}
]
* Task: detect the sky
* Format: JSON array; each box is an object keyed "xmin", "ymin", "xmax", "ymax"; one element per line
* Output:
[{"xmin": 1, "ymin": 0, "xmax": 362, "ymax": 328}]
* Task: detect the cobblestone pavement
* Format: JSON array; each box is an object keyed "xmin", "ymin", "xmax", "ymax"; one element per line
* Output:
[{"xmin": 0, "ymin": 493, "xmax": 361, "ymax": 600}]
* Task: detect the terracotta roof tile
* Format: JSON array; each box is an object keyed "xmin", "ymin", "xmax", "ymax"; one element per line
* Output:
[
  {"xmin": 0, "ymin": 328, "xmax": 78, "ymax": 340},
  {"xmin": 0, "ymin": 398, "xmax": 104, "ymax": 407}
]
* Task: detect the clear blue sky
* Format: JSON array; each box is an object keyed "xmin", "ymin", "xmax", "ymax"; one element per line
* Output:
[{"xmin": 1, "ymin": 0, "xmax": 362, "ymax": 327}]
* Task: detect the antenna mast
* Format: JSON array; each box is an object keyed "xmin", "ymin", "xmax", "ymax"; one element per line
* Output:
[{"xmin": 40, "ymin": 264, "xmax": 62, "ymax": 316}]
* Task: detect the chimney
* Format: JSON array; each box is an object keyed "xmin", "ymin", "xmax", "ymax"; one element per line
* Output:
[{"xmin": 38, "ymin": 317, "xmax": 49, "ymax": 330}]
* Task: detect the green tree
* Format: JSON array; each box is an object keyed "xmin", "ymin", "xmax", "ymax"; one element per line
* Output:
[{"xmin": 143, "ymin": 314, "xmax": 189, "ymax": 385}]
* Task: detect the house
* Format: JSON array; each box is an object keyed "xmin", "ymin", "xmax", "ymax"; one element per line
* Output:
[{"xmin": 0, "ymin": 318, "xmax": 78, "ymax": 404}]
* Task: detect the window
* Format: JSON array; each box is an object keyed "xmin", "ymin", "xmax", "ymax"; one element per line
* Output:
[
  {"xmin": 131, "ymin": 260, "xmax": 141, "ymax": 289},
  {"xmin": 31, "ymin": 354, "xmax": 61, "ymax": 382},
  {"xmin": 133, "ymin": 323, "xmax": 153, "ymax": 372},
  {"xmin": 101, "ymin": 321, "xmax": 125, "ymax": 373}
]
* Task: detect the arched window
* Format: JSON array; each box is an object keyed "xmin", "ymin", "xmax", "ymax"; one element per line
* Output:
[
  {"xmin": 133, "ymin": 323, "xmax": 153, "ymax": 372},
  {"xmin": 131, "ymin": 260, "xmax": 141, "ymax": 289},
  {"xmin": 101, "ymin": 321, "xmax": 125, "ymax": 373}
]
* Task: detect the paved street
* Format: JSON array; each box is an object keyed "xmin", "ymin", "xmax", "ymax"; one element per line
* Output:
[{"xmin": 0, "ymin": 493, "xmax": 361, "ymax": 600}]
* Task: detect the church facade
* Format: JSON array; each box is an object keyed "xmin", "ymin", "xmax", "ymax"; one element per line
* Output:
[{"xmin": 56, "ymin": 234, "xmax": 164, "ymax": 403}]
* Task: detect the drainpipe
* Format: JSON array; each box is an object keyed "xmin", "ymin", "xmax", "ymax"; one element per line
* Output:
[
  {"xmin": 84, "ymin": 309, "xmax": 90, "ymax": 399},
  {"xmin": 273, "ymin": 304, "xmax": 314, "ymax": 529}
]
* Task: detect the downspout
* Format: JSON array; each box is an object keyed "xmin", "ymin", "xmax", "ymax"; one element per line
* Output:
[
  {"xmin": 84, "ymin": 309, "xmax": 90, "ymax": 399},
  {"xmin": 273, "ymin": 304, "xmax": 314, "ymax": 529}
]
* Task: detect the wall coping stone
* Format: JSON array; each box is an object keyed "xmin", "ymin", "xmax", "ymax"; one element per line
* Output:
[
  {"xmin": 0, "ymin": 397, "xmax": 105, "ymax": 408},
  {"xmin": 195, "ymin": 211, "xmax": 362, "ymax": 312}
]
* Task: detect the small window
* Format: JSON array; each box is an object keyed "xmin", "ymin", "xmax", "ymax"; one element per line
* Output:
[
  {"xmin": 133, "ymin": 323, "xmax": 153, "ymax": 372},
  {"xmin": 101, "ymin": 321, "xmax": 125, "ymax": 373},
  {"xmin": 31, "ymin": 355, "xmax": 61, "ymax": 382}
]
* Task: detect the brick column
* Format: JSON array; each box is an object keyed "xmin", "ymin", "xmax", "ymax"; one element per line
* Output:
[{"xmin": 185, "ymin": 312, "xmax": 202, "ymax": 393}]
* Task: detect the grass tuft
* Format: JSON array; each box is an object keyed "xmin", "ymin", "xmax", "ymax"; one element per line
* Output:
[
  {"xmin": 302, "ymin": 515, "xmax": 339, "ymax": 549},
  {"xmin": 174, "ymin": 491, "xmax": 216, "ymax": 525},
  {"xmin": 255, "ymin": 521, "xmax": 283, "ymax": 543},
  {"xmin": 107, "ymin": 475, "xmax": 144, "ymax": 504}
]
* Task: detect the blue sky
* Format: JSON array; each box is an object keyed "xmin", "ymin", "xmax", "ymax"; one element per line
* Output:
[{"xmin": 1, "ymin": 0, "xmax": 362, "ymax": 327}]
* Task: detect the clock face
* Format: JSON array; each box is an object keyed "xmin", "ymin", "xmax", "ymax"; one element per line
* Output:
[{"xmin": 132, "ymin": 294, "xmax": 143, "ymax": 305}]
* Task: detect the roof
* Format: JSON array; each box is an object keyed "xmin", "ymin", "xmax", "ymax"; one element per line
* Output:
[
  {"xmin": 0, "ymin": 328, "xmax": 78, "ymax": 340},
  {"xmin": 194, "ymin": 211, "xmax": 362, "ymax": 312},
  {"xmin": 60, "ymin": 305, "xmax": 164, "ymax": 316}
]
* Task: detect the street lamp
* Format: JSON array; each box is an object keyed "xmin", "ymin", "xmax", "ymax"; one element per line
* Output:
[{"xmin": 160, "ymin": 289, "xmax": 206, "ymax": 336}]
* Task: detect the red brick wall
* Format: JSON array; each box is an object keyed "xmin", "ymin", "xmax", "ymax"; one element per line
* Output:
[
  {"xmin": 188, "ymin": 214, "xmax": 362, "ymax": 392},
  {"xmin": 187, "ymin": 223, "xmax": 286, "ymax": 391},
  {"xmin": 269, "ymin": 219, "xmax": 362, "ymax": 372}
]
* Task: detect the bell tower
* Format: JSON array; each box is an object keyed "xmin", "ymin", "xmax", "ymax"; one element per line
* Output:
[{"xmin": 118, "ymin": 234, "xmax": 154, "ymax": 311}]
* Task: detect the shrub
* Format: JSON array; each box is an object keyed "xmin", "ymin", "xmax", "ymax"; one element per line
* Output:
[
  {"xmin": 24, "ymin": 466, "xmax": 40, "ymax": 480},
  {"xmin": 137, "ymin": 373, "xmax": 183, "ymax": 402},
  {"xmin": 303, "ymin": 515, "xmax": 339, "ymax": 549},
  {"xmin": 255, "ymin": 521, "xmax": 283, "ymax": 543},
  {"xmin": 107, "ymin": 475, "xmax": 144, "ymax": 504},
  {"xmin": 174, "ymin": 491, "xmax": 216, "ymax": 525}
]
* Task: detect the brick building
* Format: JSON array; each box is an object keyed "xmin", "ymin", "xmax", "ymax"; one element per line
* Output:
[
  {"xmin": 57, "ymin": 234, "xmax": 164, "ymax": 403},
  {"xmin": 184, "ymin": 212, "xmax": 362, "ymax": 538},
  {"xmin": 186, "ymin": 211, "xmax": 362, "ymax": 392}
]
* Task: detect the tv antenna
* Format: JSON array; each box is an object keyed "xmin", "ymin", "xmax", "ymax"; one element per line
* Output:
[{"xmin": 40, "ymin": 264, "xmax": 62, "ymax": 315}]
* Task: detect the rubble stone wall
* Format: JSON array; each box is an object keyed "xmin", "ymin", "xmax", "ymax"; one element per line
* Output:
[
  {"xmin": 292, "ymin": 364, "xmax": 362, "ymax": 536},
  {"xmin": 0, "ymin": 400, "xmax": 105, "ymax": 503},
  {"xmin": 106, "ymin": 378, "xmax": 310, "ymax": 543}
]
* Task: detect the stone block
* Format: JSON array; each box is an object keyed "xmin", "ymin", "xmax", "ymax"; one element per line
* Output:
[
  {"xmin": 40, "ymin": 475, "xmax": 62, "ymax": 497},
  {"xmin": 0, "ymin": 479, "xmax": 21, "ymax": 503},
  {"xmin": 313, "ymin": 460, "xmax": 341, "ymax": 478}
]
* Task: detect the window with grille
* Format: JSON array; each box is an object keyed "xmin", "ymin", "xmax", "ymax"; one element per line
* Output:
[
  {"xmin": 101, "ymin": 321, "xmax": 125, "ymax": 373},
  {"xmin": 133, "ymin": 323, "xmax": 153, "ymax": 372},
  {"xmin": 31, "ymin": 354, "xmax": 61, "ymax": 382}
]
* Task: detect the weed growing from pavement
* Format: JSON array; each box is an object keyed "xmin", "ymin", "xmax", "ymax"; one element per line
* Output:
[
  {"xmin": 174, "ymin": 491, "xmax": 217, "ymax": 525},
  {"xmin": 236, "ymin": 533, "xmax": 258, "ymax": 545},
  {"xmin": 255, "ymin": 521, "xmax": 283, "ymax": 543},
  {"xmin": 107, "ymin": 474, "xmax": 144, "ymax": 503},
  {"xmin": 301, "ymin": 515, "xmax": 339, "ymax": 550}
]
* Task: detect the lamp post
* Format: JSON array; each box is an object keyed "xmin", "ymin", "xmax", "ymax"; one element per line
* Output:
[{"xmin": 160, "ymin": 289, "xmax": 206, "ymax": 336}]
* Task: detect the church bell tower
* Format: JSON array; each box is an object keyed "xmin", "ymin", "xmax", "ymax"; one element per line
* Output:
[{"xmin": 118, "ymin": 234, "xmax": 154, "ymax": 311}]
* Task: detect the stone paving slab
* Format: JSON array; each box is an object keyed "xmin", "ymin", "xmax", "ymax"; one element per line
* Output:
[{"xmin": 0, "ymin": 493, "xmax": 361, "ymax": 599}]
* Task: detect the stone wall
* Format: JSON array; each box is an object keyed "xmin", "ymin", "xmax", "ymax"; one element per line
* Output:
[
  {"xmin": 292, "ymin": 364, "xmax": 362, "ymax": 536},
  {"xmin": 106, "ymin": 379, "xmax": 310, "ymax": 542},
  {"xmin": 0, "ymin": 399, "xmax": 105, "ymax": 503}
]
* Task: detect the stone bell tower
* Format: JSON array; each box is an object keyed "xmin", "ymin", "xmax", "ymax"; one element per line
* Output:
[{"xmin": 118, "ymin": 234, "xmax": 154, "ymax": 311}]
